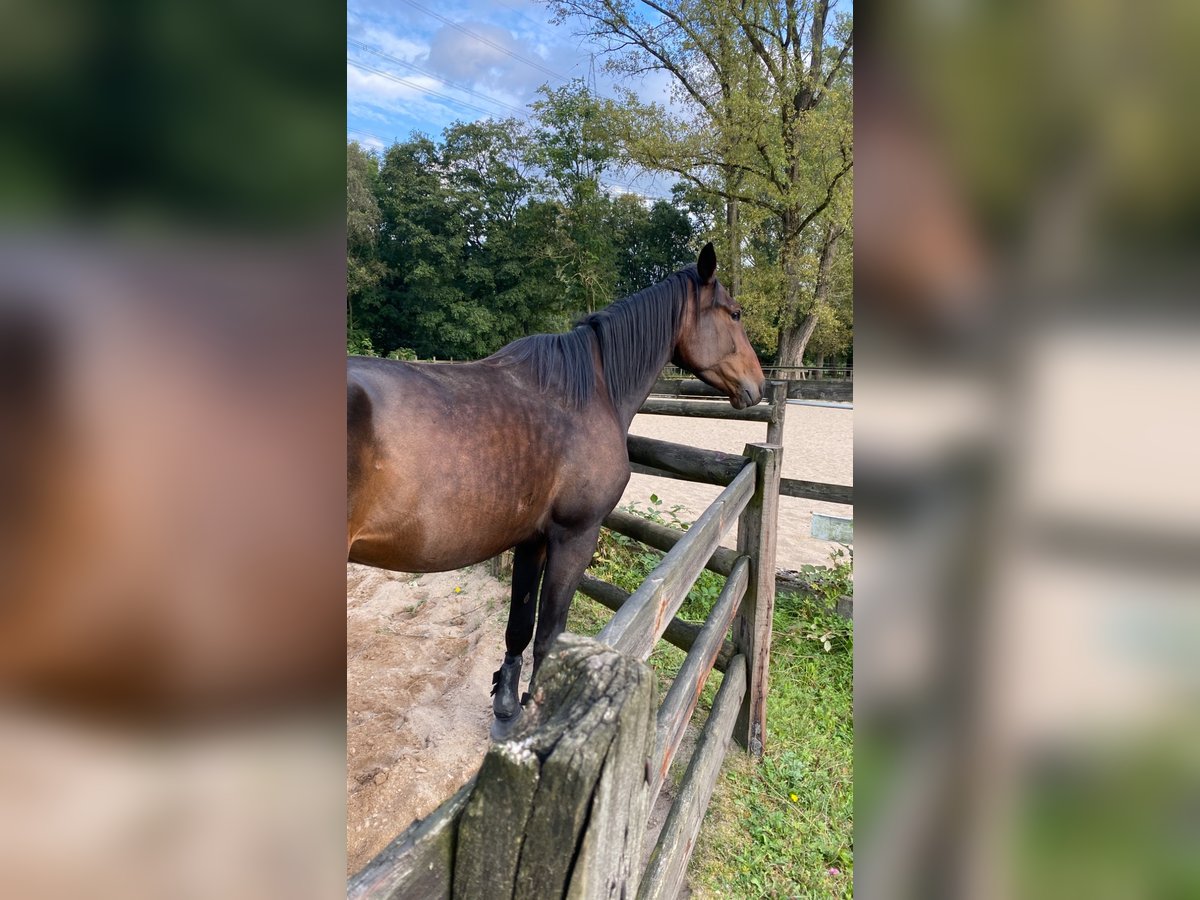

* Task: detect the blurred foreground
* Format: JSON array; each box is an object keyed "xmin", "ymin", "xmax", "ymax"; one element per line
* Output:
[
  {"xmin": 0, "ymin": 236, "xmax": 347, "ymax": 898},
  {"xmin": 856, "ymin": 2, "xmax": 1200, "ymax": 897},
  {"xmin": 0, "ymin": 1, "xmax": 346, "ymax": 896}
]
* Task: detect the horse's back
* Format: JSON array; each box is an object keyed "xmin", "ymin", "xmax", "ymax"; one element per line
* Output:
[
  {"xmin": 345, "ymin": 355, "xmax": 628, "ymax": 573},
  {"xmin": 345, "ymin": 357, "xmax": 556, "ymax": 571}
]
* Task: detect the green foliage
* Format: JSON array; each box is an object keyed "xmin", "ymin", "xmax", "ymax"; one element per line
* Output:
[
  {"xmin": 693, "ymin": 584, "xmax": 853, "ymax": 898},
  {"xmin": 545, "ymin": 0, "xmax": 854, "ymax": 366},
  {"xmin": 796, "ymin": 546, "xmax": 854, "ymax": 612},
  {"xmin": 345, "ymin": 83, "xmax": 698, "ymax": 358}
]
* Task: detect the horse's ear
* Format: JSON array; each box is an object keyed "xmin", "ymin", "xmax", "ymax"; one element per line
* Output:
[{"xmin": 697, "ymin": 242, "xmax": 717, "ymax": 283}]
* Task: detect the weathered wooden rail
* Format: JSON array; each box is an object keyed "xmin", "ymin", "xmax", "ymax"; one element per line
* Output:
[
  {"xmin": 630, "ymin": 390, "xmax": 855, "ymax": 509},
  {"xmin": 653, "ymin": 373, "xmax": 853, "ymax": 403},
  {"xmin": 348, "ymin": 438, "xmax": 783, "ymax": 899}
]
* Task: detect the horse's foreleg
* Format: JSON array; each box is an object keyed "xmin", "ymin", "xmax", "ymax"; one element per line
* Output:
[
  {"xmin": 492, "ymin": 539, "xmax": 546, "ymax": 727},
  {"xmin": 530, "ymin": 522, "xmax": 604, "ymax": 681}
]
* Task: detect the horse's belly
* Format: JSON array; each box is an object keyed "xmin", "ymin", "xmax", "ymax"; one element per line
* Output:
[
  {"xmin": 348, "ymin": 530, "xmax": 513, "ymax": 573},
  {"xmin": 348, "ymin": 481, "xmax": 547, "ymax": 574}
]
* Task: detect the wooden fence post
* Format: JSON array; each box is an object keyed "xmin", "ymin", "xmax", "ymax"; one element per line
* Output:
[
  {"xmin": 732, "ymin": 442, "xmax": 782, "ymax": 757},
  {"xmin": 454, "ymin": 634, "xmax": 655, "ymax": 900},
  {"xmin": 348, "ymin": 634, "xmax": 654, "ymax": 900},
  {"xmin": 765, "ymin": 380, "xmax": 787, "ymax": 446}
]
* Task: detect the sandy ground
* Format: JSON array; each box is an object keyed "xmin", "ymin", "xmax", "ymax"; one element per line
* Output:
[
  {"xmin": 625, "ymin": 402, "xmax": 852, "ymax": 571},
  {"xmin": 346, "ymin": 402, "xmax": 852, "ymax": 874}
]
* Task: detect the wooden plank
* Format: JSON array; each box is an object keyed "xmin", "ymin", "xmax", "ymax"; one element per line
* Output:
[
  {"xmin": 651, "ymin": 377, "xmax": 723, "ymax": 398},
  {"xmin": 638, "ymin": 655, "xmax": 748, "ymax": 900},
  {"xmin": 638, "ymin": 397, "xmax": 772, "ymax": 422},
  {"xmin": 732, "ymin": 444, "xmax": 782, "ymax": 758},
  {"xmin": 597, "ymin": 464, "xmax": 755, "ymax": 661},
  {"xmin": 631, "ymin": 464, "xmax": 851, "ymax": 507},
  {"xmin": 577, "ymin": 575, "xmax": 735, "ymax": 672},
  {"xmin": 451, "ymin": 635, "xmax": 655, "ymax": 900},
  {"xmin": 786, "ymin": 379, "xmax": 852, "ymax": 402},
  {"xmin": 649, "ymin": 558, "xmax": 748, "ymax": 801},
  {"xmin": 626, "ymin": 435, "xmax": 746, "ymax": 486},
  {"xmin": 347, "ymin": 776, "xmax": 474, "ymax": 900},
  {"xmin": 779, "ymin": 477, "xmax": 854, "ymax": 505},
  {"xmin": 765, "ymin": 381, "xmax": 788, "ymax": 446},
  {"xmin": 602, "ymin": 508, "xmax": 740, "ymax": 576},
  {"xmin": 628, "ymin": 461, "xmax": 695, "ymax": 483},
  {"xmin": 654, "ymin": 375, "xmax": 852, "ymax": 401},
  {"xmin": 452, "ymin": 745, "xmax": 539, "ymax": 900}
]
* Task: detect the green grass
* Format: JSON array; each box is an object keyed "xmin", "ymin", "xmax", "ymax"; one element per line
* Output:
[{"xmin": 568, "ymin": 498, "xmax": 854, "ymax": 897}]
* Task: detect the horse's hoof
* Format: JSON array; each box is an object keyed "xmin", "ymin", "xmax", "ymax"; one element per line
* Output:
[
  {"xmin": 491, "ymin": 655, "xmax": 523, "ymax": 721},
  {"xmin": 490, "ymin": 709, "xmax": 522, "ymax": 741}
]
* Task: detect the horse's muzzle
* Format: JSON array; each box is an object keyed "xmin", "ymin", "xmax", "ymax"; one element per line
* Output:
[{"xmin": 733, "ymin": 381, "xmax": 764, "ymax": 409}]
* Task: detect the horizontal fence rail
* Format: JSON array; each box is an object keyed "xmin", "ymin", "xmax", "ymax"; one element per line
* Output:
[
  {"xmin": 348, "ymin": 778, "xmax": 475, "ymax": 900},
  {"xmin": 661, "ymin": 365, "xmax": 852, "ymax": 381},
  {"xmin": 639, "ymin": 654, "xmax": 748, "ymax": 900},
  {"xmin": 577, "ymin": 574, "xmax": 736, "ymax": 673},
  {"xmin": 650, "ymin": 375, "xmax": 852, "ymax": 403},
  {"xmin": 779, "ymin": 478, "xmax": 854, "ymax": 505},
  {"xmin": 650, "ymin": 557, "xmax": 748, "ymax": 800},
  {"xmin": 603, "ymin": 508, "xmax": 741, "ymax": 576},
  {"xmin": 628, "ymin": 434, "xmax": 746, "ymax": 486},
  {"xmin": 628, "ymin": 434, "xmax": 853, "ymax": 507},
  {"xmin": 598, "ymin": 463, "xmax": 755, "ymax": 661},
  {"xmin": 640, "ymin": 396, "xmax": 774, "ymax": 422}
]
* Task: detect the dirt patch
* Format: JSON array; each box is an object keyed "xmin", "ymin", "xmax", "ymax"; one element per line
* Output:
[
  {"xmin": 346, "ymin": 563, "xmax": 524, "ymax": 874},
  {"xmin": 623, "ymin": 403, "xmax": 853, "ymax": 571}
]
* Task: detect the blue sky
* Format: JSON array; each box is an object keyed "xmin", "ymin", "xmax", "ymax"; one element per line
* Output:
[{"xmin": 346, "ymin": 0, "xmax": 680, "ymax": 200}]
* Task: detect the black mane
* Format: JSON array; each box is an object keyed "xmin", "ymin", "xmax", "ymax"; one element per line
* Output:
[{"xmin": 487, "ymin": 265, "xmax": 699, "ymax": 410}]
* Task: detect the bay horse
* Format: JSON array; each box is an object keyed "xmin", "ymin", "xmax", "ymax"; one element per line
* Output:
[{"xmin": 346, "ymin": 243, "xmax": 764, "ymax": 736}]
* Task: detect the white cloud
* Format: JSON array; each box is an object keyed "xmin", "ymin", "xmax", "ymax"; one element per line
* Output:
[
  {"xmin": 426, "ymin": 23, "xmax": 533, "ymax": 86},
  {"xmin": 347, "ymin": 63, "xmax": 438, "ymax": 104}
]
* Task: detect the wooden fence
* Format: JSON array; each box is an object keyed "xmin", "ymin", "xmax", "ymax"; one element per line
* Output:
[
  {"xmin": 637, "ymin": 379, "xmax": 853, "ymax": 508},
  {"xmin": 658, "ymin": 369, "xmax": 853, "ymax": 402},
  {"xmin": 348, "ymin": 438, "xmax": 783, "ymax": 900}
]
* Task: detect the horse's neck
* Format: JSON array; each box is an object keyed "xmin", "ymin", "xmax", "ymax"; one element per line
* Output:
[{"xmin": 607, "ymin": 331, "xmax": 678, "ymax": 433}]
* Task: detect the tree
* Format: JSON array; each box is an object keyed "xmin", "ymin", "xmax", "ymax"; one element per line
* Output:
[
  {"xmin": 544, "ymin": 0, "xmax": 853, "ymax": 365},
  {"xmin": 344, "ymin": 90, "xmax": 699, "ymax": 358},
  {"xmin": 529, "ymin": 81, "xmax": 623, "ymax": 314},
  {"xmin": 346, "ymin": 141, "xmax": 385, "ymax": 354},
  {"xmin": 606, "ymin": 195, "xmax": 695, "ymax": 296}
]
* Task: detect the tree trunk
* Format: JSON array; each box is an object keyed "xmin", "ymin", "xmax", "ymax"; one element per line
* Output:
[
  {"xmin": 776, "ymin": 314, "xmax": 818, "ymax": 368},
  {"xmin": 726, "ymin": 193, "xmax": 740, "ymax": 297},
  {"xmin": 774, "ymin": 215, "xmax": 806, "ymax": 367},
  {"xmin": 774, "ymin": 221, "xmax": 844, "ymax": 368}
]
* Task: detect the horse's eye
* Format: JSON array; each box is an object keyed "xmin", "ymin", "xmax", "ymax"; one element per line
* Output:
[{"xmin": 731, "ymin": 310, "xmax": 741, "ymax": 321}]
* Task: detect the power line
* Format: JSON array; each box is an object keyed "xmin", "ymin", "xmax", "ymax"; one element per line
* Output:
[
  {"xmin": 348, "ymin": 58, "xmax": 509, "ymax": 118},
  {"xmin": 490, "ymin": 0, "xmax": 552, "ymax": 36},
  {"xmin": 348, "ymin": 38, "xmax": 528, "ymax": 117},
  {"xmin": 348, "ymin": 127, "xmax": 392, "ymax": 144},
  {"xmin": 396, "ymin": 0, "xmax": 571, "ymax": 81}
]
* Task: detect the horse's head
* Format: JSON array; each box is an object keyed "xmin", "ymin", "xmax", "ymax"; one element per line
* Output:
[{"xmin": 673, "ymin": 243, "xmax": 766, "ymax": 410}]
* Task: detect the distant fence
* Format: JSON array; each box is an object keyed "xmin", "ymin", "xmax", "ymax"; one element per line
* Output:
[
  {"xmin": 657, "ymin": 368, "xmax": 852, "ymax": 403},
  {"xmin": 407, "ymin": 360, "xmax": 853, "ymax": 401},
  {"xmin": 348, "ymin": 439, "xmax": 783, "ymax": 899}
]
